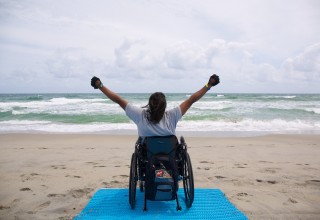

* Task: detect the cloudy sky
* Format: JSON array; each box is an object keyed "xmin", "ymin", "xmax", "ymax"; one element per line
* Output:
[{"xmin": 0, "ymin": 0, "xmax": 319, "ymax": 93}]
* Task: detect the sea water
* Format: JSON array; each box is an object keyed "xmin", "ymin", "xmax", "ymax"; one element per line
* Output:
[{"xmin": 0, "ymin": 93, "xmax": 320, "ymax": 136}]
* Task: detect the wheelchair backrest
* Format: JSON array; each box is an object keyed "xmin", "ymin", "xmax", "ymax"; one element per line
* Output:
[
  {"xmin": 144, "ymin": 135, "xmax": 179, "ymax": 201},
  {"xmin": 144, "ymin": 135, "xmax": 178, "ymax": 158}
]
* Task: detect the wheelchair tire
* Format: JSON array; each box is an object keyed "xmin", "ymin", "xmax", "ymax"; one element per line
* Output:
[
  {"xmin": 129, "ymin": 153, "xmax": 137, "ymax": 209},
  {"xmin": 183, "ymin": 152, "xmax": 194, "ymax": 208}
]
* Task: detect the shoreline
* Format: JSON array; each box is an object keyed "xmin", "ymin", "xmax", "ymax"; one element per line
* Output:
[
  {"xmin": 1, "ymin": 133, "xmax": 320, "ymax": 219},
  {"xmin": 1, "ymin": 129, "xmax": 320, "ymax": 138}
]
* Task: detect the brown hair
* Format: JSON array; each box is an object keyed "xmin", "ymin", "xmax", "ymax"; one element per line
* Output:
[{"xmin": 145, "ymin": 92, "xmax": 167, "ymax": 124}]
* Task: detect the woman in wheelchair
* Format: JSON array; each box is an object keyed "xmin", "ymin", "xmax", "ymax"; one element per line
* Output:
[{"xmin": 91, "ymin": 74, "xmax": 220, "ymax": 211}]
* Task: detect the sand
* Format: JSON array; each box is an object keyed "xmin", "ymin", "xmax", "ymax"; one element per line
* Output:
[{"xmin": 0, "ymin": 134, "xmax": 320, "ymax": 220}]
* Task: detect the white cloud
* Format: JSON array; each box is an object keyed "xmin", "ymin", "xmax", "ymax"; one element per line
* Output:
[
  {"xmin": 46, "ymin": 48, "xmax": 107, "ymax": 79},
  {"xmin": 282, "ymin": 43, "xmax": 320, "ymax": 81},
  {"xmin": 164, "ymin": 41, "xmax": 206, "ymax": 70},
  {"xmin": 0, "ymin": 0, "xmax": 319, "ymax": 93}
]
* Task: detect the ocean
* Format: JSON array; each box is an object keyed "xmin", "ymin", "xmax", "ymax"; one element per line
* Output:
[{"xmin": 0, "ymin": 93, "xmax": 320, "ymax": 136}]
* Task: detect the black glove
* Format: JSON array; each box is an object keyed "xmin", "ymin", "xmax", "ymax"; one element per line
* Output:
[
  {"xmin": 208, "ymin": 74, "xmax": 220, "ymax": 87},
  {"xmin": 91, "ymin": 76, "xmax": 102, "ymax": 89}
]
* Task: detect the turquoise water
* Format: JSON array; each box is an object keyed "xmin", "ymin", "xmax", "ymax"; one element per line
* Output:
[{"xmin": 1, "ymin": 93, "xmax": 320, "ymax": 135}]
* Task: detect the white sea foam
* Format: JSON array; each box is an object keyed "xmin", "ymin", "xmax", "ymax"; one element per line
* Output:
[
  {"xmin": 262, "ymin": 95, "xmax": 296, "ymax": 99},
  {"xmin": 0, "ymin": 120, "xmax": 136, "ymax": 133},
  {"xmin": 2, "ymin": 98, "xmax": 122, "ymax": 115},
  {"xmin": 304, "ymin": 108, "xmax": 320, "ymax": 114},
  {"xmin": 193, "ymin": 101, "xmax": 232, "ymax": 110},
  {"xmin": 177, "ymin": 119, "xmax": 320, "ymax": 132},
  {"xmin": 1, "ymin": 93, "xmax": 320, "ymax": 135},
  {"xmin": 1, "ymin": 119, "xmax": 319, "ymax": 135}
]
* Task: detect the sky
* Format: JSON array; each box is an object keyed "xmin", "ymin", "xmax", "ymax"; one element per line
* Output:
[{"xmin": 0, "ymin": 0, "xmax": 319, "ymax": 94}]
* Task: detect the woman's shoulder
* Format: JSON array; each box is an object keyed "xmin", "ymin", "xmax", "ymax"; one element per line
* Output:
[
  {"xmin": 165, "ymin": 106, "xmax": 182, "ymax": 118},
  {"xmin": 125, "ymin": 103, "xmax": 145, "ymax": 115}
]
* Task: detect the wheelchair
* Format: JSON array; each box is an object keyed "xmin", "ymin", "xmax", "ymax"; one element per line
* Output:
[{"xmin": 129, "ymin": 135, "xmax": 194, "ymax": 211}]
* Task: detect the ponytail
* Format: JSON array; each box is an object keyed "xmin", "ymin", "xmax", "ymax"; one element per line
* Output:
[{"xmin": 145, "ymin": 92, "xmax": 167, "ymax": 124}]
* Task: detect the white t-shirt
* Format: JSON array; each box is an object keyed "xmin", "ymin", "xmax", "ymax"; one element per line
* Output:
[{"xmin": 125, "ymin": 103, "xmax": 182, "ymax": 137}]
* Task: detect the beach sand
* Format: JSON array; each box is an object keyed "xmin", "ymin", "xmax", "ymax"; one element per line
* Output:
[{"xmin": 0, "ymin": 134, "xmax": 320, "ymax": 220}]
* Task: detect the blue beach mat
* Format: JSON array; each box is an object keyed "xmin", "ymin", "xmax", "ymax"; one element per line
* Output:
[{"xmin": 74, "ymin": 188, "xmax": 247, "ymax": 220}]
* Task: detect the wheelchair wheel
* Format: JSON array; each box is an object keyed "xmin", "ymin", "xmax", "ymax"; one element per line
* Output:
[
  {"xmin": 139, "ymin": 181, "xmax": 144, "ymax": 192},
  {"xmin": 129, "ymin": 153, "xmax": 137, "ymax": 209},
  {"xmin": 183, "ymin": 152, "xmax": 194, "ymax": 208}
]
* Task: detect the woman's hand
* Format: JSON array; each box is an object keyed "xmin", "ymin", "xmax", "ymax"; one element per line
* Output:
[
  {"xmin": 208, "ymin": 74, "xmax": 220, "ymax": 87},
  {"xmin": 91, "ymin": 76, "xmax": 102, "ymax": 89}
]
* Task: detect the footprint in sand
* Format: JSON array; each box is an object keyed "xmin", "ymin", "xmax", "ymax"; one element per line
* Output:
[
  {"xmin": 51, "ymin": 165, "xmax": 66, "ymax": 170},
  {"xmin": 215, "ymin": 176, "xmax": 227, "ymax": 179},
  {"xmin": 288, "ymin": 198, "xmax": 298, "ymax": 204},
  {"xmin": 234, "ymin": 192, "xmax": 252, "ymax": 202},
  {"xmin": 69, "ymin": 188, "xmax": 94, "ymax": 198},
  {"xmin": 113, "ymin": 175, "xmax": 129, "ymax": 178},
  {"xmin": 47, "ymin": 193, "xmax": 66, "ymax": 198},
  {"xmin": 38, "ymin": 201, "xmax": 51, "ymax": 209},
  {"xmin": 20, "ymin": 173, "xmax": 40, "ymax": 182},
  {"xmin": 0, "ymin": 205, "xmax": 10, "ymax": 210},
  {"xmin": 256, "ymin": 179, "xmax": 277, "ymax": 184},
  {"xmin": 234, "ymin": 163, "xmax": 247, "ymax": 168},
  {"xmin": 20, "ymin": 187, "xmax": 32, "ymax": 191},
  {"xmin": 283, "ymin": 197, "xmax": 298, "ymax": 205},
  {"xmin": 306, "ymin": 180, "xmax": 320, "ymax": 186},
  {"xmin": 86, "ymin": 161, "xmax": 107, "ymax": 168},
  {"xmin": 262, "ymin": 180, "xmax": 277, "ymax": 184},
  {"xmin": 28, "ymin": 201, "xmax": 51, "ymax": 214},
  {"xmin": 86, "ymin": 161, "xmax": 98, "ymax": 166},
  {"xmin": 262, "ymin": 168, "xmax": 280, "ymax": 174},
  {"xmin": 58, "ymin": 216, "xmax": 72, "ymax": 220},
  {"xmin": 120, "ymin": 175, "xmax": 129, "ymax": 178},
  {"xmin": 111, "ymin": 180, "xmax": 120, "ymax": 184},
  {"xmin": 65, "ymin": 175, "xmax": 81, "ymax": 178},
  {"xmin": 237, "ymin": 192, "xmax": 249, "ymax": 197}
]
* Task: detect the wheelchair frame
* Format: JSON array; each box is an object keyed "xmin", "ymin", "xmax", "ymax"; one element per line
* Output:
[{"xmin": 129, "ymin": 136, "xmax": 194, "ymax": 211}]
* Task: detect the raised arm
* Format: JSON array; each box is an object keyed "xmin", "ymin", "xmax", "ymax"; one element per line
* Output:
[
  {"xmin": 91, "ymin": 76, "xmax": 128, "ymax": 110},
  {"xmin": 180, "ymin": 74, "xmax": 220, "ymax": 116}
]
